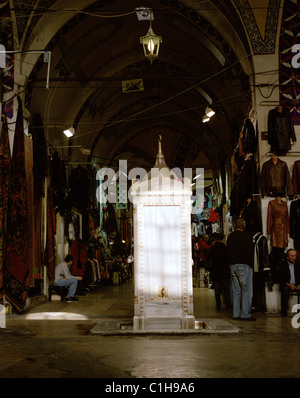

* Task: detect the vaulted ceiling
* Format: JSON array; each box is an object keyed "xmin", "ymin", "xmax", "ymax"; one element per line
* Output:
[{"xmin": 10, "ymin": 0, "xmax": 257, "ymax": 179}]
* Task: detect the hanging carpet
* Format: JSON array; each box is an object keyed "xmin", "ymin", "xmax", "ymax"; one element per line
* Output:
[
  {"xmin": 0, "ymin": 118, "xmax": 11, "ymax": 305},
  {"xmin": 44, "ymin": 186, "xmax": 56, "ymax": 282},
  {"xmin": 24, "ymin": 134, "xmax": 37, "ymax": 287},
  {"xmin": 4, "ymin": 97, "xmax": 30, "ymax": 313}
]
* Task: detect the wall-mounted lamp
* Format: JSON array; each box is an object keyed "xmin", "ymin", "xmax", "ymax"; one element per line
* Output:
[
  {"xmin": 140, "ymin": 8, "xmax": 162, "ymax": 64},
  {"xmin": 63, "ymin": 126, "xmax": 75, "ymax": 138},
  {"xmin": 202, "ymin": 114, "xmax": 210, "ymax": 123}
]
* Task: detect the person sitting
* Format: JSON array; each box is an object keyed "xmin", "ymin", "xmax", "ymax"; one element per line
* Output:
[
  {"xmin": 54, "ymin": 254, "xmax": 82, "ymax": 302},
  {"xmin": 279, "ymin": 248, "xmax": 300, "ymax": 316}
]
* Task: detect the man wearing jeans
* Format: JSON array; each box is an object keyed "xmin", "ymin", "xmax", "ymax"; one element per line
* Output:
[
  {"xmin": 54, "ymin": 255, "xmax": 82, "ymax": 302},
  {"xmin": 227, "ymin": 217, "xmax": 255, "ymax": 321}
]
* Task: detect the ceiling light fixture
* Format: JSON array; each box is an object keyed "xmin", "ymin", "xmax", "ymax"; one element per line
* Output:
[
  {"xmin": 140, "ymin": 8, "xmax": 162, "ymax": 64},
  {"xmin": 205, "ymin": 106, "xmax": 215, "ymax": 118},
  {"xmin": 80, "ymin": 147, "xmax": 91, "ymax": 156},
  {"xmin": 202, "ymin": 114, "xmax": 210, "ymax": 123},
  {"xmin": 63, "ymin": 126, "xmax": 75, "ymax": 138},
  {"xmin": 202, "ymin": 106, "xmax": 215, "ymax": 123}
]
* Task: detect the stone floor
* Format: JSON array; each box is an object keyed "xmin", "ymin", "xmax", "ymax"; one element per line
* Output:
[{"xmin": 1, "ymin": 280, "xmax": 300, "ymax": 382}]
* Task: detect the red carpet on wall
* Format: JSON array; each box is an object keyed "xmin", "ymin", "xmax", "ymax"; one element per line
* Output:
[{"xmin": 4, "ymin": 97, "xmax": 29, "ymax": 313}]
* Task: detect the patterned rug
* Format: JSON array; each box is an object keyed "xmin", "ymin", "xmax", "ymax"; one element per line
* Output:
[
  {"xmin": 0, "ymin": 118, "xmax": 11, "ymax": 305},
  {"xmin": 4, "ymin": 97, "xmax": 29, "ymax": 313},
  {"xmin": 44, "ymin": 186, "xmax": 56, "ymax": 282},
  {"xmin": 279, "ymin": 0, "xmax": 300, "ymax": 125}
]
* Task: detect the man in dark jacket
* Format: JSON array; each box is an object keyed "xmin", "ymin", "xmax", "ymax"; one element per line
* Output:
[
  {"xmin": 208, "ymin": 233, "xmax": 232, "ymax": 309},
  {"xmin": 279, "ymin": 248, "xmax": 300, "ymax": 316},
  {"xmin": 227, "ymin": 217, "xmax": 255, "ymax": 321}
]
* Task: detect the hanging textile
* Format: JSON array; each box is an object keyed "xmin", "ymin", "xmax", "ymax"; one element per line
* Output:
[
  {"xmin": 4, "ymin": 97, "xmax": 29, "ymax": 312},
  {"xmin": 30, "ymin": 113, "xmax": 47, "ymax": 200},
  {"xmin": 24, "ymin": 134, "xmax": 36, "ymax": 287},
  {"xmin": 279, "ymin": 0, "xmax": 300, "ymax": 125},
  {"xmin": 34, "ymin": 197, "xmax": 43, "ymax": 279},
  {"xmin": 0, "ymin": 118, "xmax": 11, "ymax": 305},
  {"xmin": 44, "ymin": 186, "xmax": 56, "ymax": 281},
  {"xmin": 267, "ymin": 198, "xmax": 289, "ymax": 248},
  {"xmin": 1, "ymin": 3, "xmax": 14, "ymax": 119},
  {"xmin": 70, "ymin": 238, "xmax": 87, "ymax": 277}
]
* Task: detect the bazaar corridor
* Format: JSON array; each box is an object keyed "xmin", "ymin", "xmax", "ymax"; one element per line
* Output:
[{"xmin": 1, "ymin": 280, "xmax": 300, "ymax": 380}]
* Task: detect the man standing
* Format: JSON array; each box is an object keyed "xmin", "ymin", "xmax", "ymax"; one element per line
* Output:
[
  {"xmin": 227, "ymin": 217, "xmax": 255, "ymax": 321},
  {"xmin": 54, "ymin": 254, "xmax": 82, "ymax": 302},
  {"xmin": 279, "ymin": 248, "xmax": 300, "ymax": 316},
  {"xmin": 208, "ymin": 233, "xmax": 232, "ymax": 309}
]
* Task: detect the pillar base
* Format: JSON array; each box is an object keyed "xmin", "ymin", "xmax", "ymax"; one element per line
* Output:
[{"xmin": 133, "ymin": 315, "xmax": 195, "ymax": 331}]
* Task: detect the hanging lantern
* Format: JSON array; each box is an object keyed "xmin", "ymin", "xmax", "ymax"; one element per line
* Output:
[{"xmin": 140, "ymin": 24, "xmax": 162, "ymax": 64}]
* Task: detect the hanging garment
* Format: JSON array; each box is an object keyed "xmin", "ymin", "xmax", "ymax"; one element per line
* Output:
[
  {"xmin": 267, "ymin": 199, "xmax": 289, "ymax": 248},
  {"xmin": 242, "ymin": 117, "xmax": 257, "ymax": 155},
  {"xmin": 24, "ymin": 135, "xmax": 36, "ymax": 287},
  {"xmin": 68, "ymin": 166, "xmax": 89, "ymax": 212},
  {"xmin": 269, "ymin": 247, "xmax": 286, "ymax": 285},
  {"xmin": 267, "ymin": 106, "xmax": 296, "ymax": 154},
  {"xmin": 252, "ymin": 232, "xmax": 269, "ymax": 312},
  {"xmin": 44, "ymin": 186, "xmax": 56, "ymax": 281},
  {"xmin": 292, "ymin": 160, "xmax": 300, "ymax": 194},
  {"xmin": 191, "ymin": 222, "xmax": 198, "ymax": 237},
  {"xmin": 241, "ymin": 155, "xmax": 258, "ymax": 199},
  {"xmin": 33, "ymin": 197, "xmax": 42, "ymax": 279},
  {"xmin": 0, "ymin": 118, "xmax": 11, "ymax": 305},
  {"xmin": 208, "ymin": 208, "xmax": 218, "ymax": 223},
  {"xmin": 49, "ymin": 150, "xmax": 67, "ymax": 215},
  {"xmin": 260, "ymin": 157, "xmax": 293, "ymax": 197},
  {"xmin": 4, "ymin": 97, "xmax": 30, "ymax": 313},
  {"xmin": 252, "ymin": 232, "xmax": 270, "ymax": 273},
  {"xmin": 30, "ymin": 113, "xmax": 47, "ymax": 200},
  {"xmin": 102, "ymin": 203, "xmax": 118, "ymax": 234},
  {"xmin": 242, "ymin": 199, "xmax": 262, "ymax": 238},
  {"xmin": 70, "ymin": 238, "xmax": 87, "ymax": 277},
  {"xmin": 290, "ymin": 199, "xmax": 300, "ymax": 251}
]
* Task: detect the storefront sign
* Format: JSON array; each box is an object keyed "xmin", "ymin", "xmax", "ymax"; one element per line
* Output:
[{"xmin": 122, "ymin": 78, "xmax": 144, "ymax": 93}]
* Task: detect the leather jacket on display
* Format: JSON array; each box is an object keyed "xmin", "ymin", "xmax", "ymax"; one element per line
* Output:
[
  {"xmin": 267, "ymin": 198, "xmax": 289, "ymax": 248},
  {"xmin": 290, "ymin": 199, "xmax": 300, "ymax": 251},
  {"xmin": 292, "ymin": 160, "xmax": 300, "ymax": 194},
  {"xmin": 260, "ymin": 157, "xmax": 293, "ymax": 197},
  {"xmin": 268, "ymin": 107, "xmax": 296, "ymax": 154}
]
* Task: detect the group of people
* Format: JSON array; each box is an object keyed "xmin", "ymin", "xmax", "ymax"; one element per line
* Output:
[
  {"xmin": 54, "ymin": 218, "xmax": 300, "ymax": 317},
  {"xmin": 205, "ymin": 217, "xmax": 300, "ymax": 320}
]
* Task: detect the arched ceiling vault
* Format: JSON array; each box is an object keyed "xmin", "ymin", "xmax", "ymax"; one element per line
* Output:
[{"xmin": 13, "ymin": 0, "xmax": 258, "ymax": 179}]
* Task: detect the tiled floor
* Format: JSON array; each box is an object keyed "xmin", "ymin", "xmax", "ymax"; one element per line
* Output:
[{"xmin": 1, "ymin": 280, "xmax": 300, "ymax": 379}]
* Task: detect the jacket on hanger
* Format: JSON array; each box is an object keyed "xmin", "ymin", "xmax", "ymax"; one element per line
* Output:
[
  {"xmin": 242, "ymin": 118, "xmax": 257, "ymax": 155},
  {"xmin": 290, "ymin": 199, "xmax": 300, "ymax": 251},
  {"xmin": 268, "ymin": 107, "xmax": 296, "ymax": 153},
  {"xmin": 252, "ymin": 232, "xmax": 270, "ymax": 273},
  {"xmin": 242, "ymin": 199, "xmax": 262, "ymax": 238},
  {"xmin": 267, "ymin": 199, "xmax": 289, "ymax": 248},
  {"xmin": 260, "ymin": 158, "xmax": 293, "ymax": 197},
  {"xmin": 70, "ymin": 238, "xmax": 87, "ymax": 277},
  {"xmin": 292, "ymin": 160, "xmax": 300, "ymax": 194}
]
